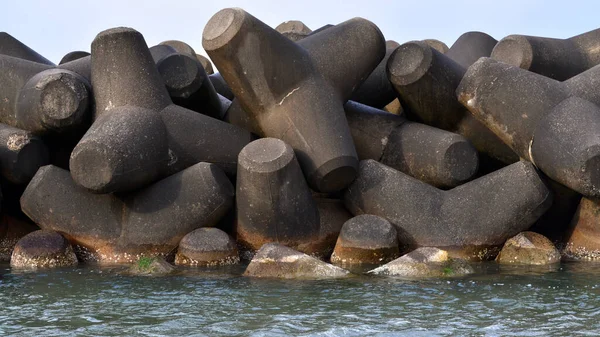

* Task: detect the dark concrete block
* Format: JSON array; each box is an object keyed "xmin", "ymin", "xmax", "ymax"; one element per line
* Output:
[
  {"xmin": 387, "ymin": 41, "xmax": 518, "ymax": 167},
  {"xmin": 196, "ymin": 54, "xmax": 214, "ymax": 75},
  {"xmin": 423, "ymin": 39, "xmax": 449, "ymax": 53},
  {"xmin": 21, "ymin": 162, "xmax": 234, "ymax": 263},
  {"xmin": 204, "ymin": 9, "xmax": 385, "ymax": 192},
  {"xmin": 0, "ymin": 55, "xmax": 91, "ymax": 134},
  {"xmin": 492, "ymin": 28, "xmax": 600, "ymax": 80},
  {"xmin": 0, "ymin": 123, "xmax": 49, "ymax": 185},
  {"xmin": 68, "ymin": 27, "xmax": 252, "ymax": 193},
  {"xmin": 351, "ymin": 40, "xmax": 400, "ymax": 108},
  {"xmin": 275, "ymin": 20, "xmax": 312, "ymax": 41},
  {"xmin": 175, "ymin": 227, "xmax": 239, "ymax": 266},
  {"xmin": 209, "ymin": 73, "xmax": 234, "ymax": 100},
  {"xmin": 331, "ymin": 214, "xmax": 399, "ymax": 266},
  {"xmin": 345, "ymin": 100, "xmax": 478, "ymax": 188},
  {"xmin": 10, "ymin": 230, "xmax": 77, "ymax": 269},
  {"xmin": 150, "ymin": 44, "xmax": 222, "ymax": 118},
  {"xmin": 457, "ymin": 57, "xmax": 600, "ymax": 197},
  {"xmin": 0, "ymin": 32, "xmax": 54, "ymax": 65},
  {"xmin": 236, "ymin": 138, "xmax": 320, "ymax": 253},
  {"xmin": 344, "ymin": 160, "xmax": 552, "ymax": 260},
  {"xmin": 445, "ymin": 32, "xmax": 497, "ymax": 68},
  {"xmin": 59, "ymin": 51, "xmax": 90, "ymax": 65}
]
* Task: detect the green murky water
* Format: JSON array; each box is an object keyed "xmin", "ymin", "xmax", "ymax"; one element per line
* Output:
[{"xmin": 1, "ymin": 262, "xmax": 599, "ymax": 336}]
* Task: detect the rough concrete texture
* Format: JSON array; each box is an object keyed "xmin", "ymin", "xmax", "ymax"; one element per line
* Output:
[
  {"xmin": 492, "ymin": 28, "xmax": 600, "ymax": 80},
  {"xmin": 457, "ymin": 57, "xmax": 600, "ymax": 197},
  {"xmin": 344, "ymin": 160, "xmax": 552, "ymax": 260},
  {"xmin": 10, "ymin": 230, "xmax": 77, "ymax": 269},
  {"xmin": 59, "ymin": 51, "xmax": 90, "ymax": 65},
  {"xmin": 275, "ymin": 20, "xmax": 312, "ymax": 41},
  {"xmin": 345, "ymin": 100, "xmax": 479, "ymax": 188},
  {"xmin": 445, "ymin": 32, "xmax": 497, "ymax": 68},
  {"xmin": 204, "ymin": 8, "xmax": 385, "ymax": 192},
  {"xmin": 331, "ymin": 214, "xmax": 399, "ymax": 266},
  {"xmin": 496, "ymin": 231, "xmax": 560, "ymax": 265},
  {"xmin": 0, "ymin": 32, "xmax": 55, "ymax": 65},
  {"xmin": 0, "ymin": 123, "xmax": 49, "ymax": 184},
  {"xmin": 351, "ymin": 40, "xmax": 400, "ymax": 108},
  {"xmin": 128, "ymin": 257, "xmax": 175, "ymax": 276},
  {"xmin": 20, "ymin": 163, "xmax": 234, "ymax": 264},
  {"xmin": 236, "ymin": 138, "xmax": 320, "ymax": 253},
  {"xmin": 423, "ymin": 39, "xmax": 449, "ymax": 53},
  {"xmin": 564, "ymin": 197, "xmax": 600, "ymax": 260},
  {"xmin": 0, "ymin": 55, "xmax": 91, "ymax": 135},
  {"xmin": 387, "ymin": 41, "xmax": 519, "ymax": 167},
  {"xmin": 243, "ymin": 243, "xmax": 350, "ymax": 279},
  {"xmin": 196, "ymin": 54, "xmax": 214, "ymax": 74},
  {"xmin": 175, "ymin": 228, "xmax": 239, "ymax": 266},
  {"xmin": 150, "ymin": 44, "xmax": 222, "ymax": 118},
  {"xmin": 0, "ymin": 214, "xmax": 39, "ymax": 261},
  {"xmin": 368, "ymin": 247, "xmax": 474, "ymax": 277},
  {"xmin": 68, "ymin": 27, "xmax": 251, "ymax": 193},
  {"xmin": 209, "ymin": 73, "xmax": 234, "ymax": 100}
]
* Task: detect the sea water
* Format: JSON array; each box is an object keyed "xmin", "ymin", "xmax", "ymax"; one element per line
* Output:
[{"xmin": 1, "ymin": 262, "xmax": 599, "ymax": 336}]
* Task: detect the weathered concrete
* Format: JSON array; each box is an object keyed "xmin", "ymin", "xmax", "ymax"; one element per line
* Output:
[
  {"xmin": 445, "ymin": 32, "xmax": 497, "ymax": 68},
  {"xmin": 564, "ymin": 197, "xmax": 600, "ymax": 260},
  {"xmin": 68, "ymin": 27, "xmax": 252, "ymax": 193},
  {"xmin": 244, "ymin": 243, "xmax": 350, "ymax": 279},
  {"xmin": 0, "ymin": 55, "xmax": 91, "ymax": 134},
  {"xmin": 275, "ymin": 20, "xmax": 312, "ymax": 41},
  {"xmin": 21, "ymin": 163, "xmax": 234, "ymax": 264},
  {"xmin": 457, "ymin": 57, "xmax": 600, "ymax": 197},
  {"xmin": 492, "ymin": 28, "xmax": 600, "ymax": 80},
  {"xmin": 344, "ymin": 160, "xmax": 552, "ymax": 260},
  {"xmin": 423, "ymin": 39, "xmax": 449, "ymax": 53},
  {"xmin": 351, "ymin": 41, "xmax": 400, "ymax": 108},
  {"xmin": 236, "ymin": 138, "xmax": 320, "ymax": 253},
  {"xmin": 496, "ymin": 232, "xmax": 560, "ymax": 265},
  {"xmin": 345, "ymin": 100, "xmax": 478, "ymax": 188},
  {"xmin": 368, "ymin": 247, "xmax": 474, "ymax": 277},
  {"xmin": 175, "ymin": 228, "xmax": 239, "ymax": 266},
  {"xmin": 0, "ymin": 123, "xmax": 49, "ymax": 184},
  {"xmin": 331, "ymin": 215, "xmax": 399, "ymax": 266},
  {"xmin": 0, "ymin": 32, "xmax": 54, "ymax": 65},
  {"xmin": 10, "ymin": 230, "xmax": 77, "ymax": 269},
  {"xmin": 196, "ymin": 54, "xmax": 214, "ymax": 75},
  {"xmin": 209, "ymin": 73, "xmax": 234, "ymax": 100},
  {"xmin": 204, "ymin": 8, "xmax": 385, "ymax": 192},
  {"xmin": 59, "ymin": 51, "xmax": 90, "ymax": 65},
  {"xmin": 387, "ymin": 41, "xmax": 519, "ymax": 167},
  {"xmin": 150, "ymin": 44, "xmax": 222, "ymax": 117},
  {"xmin": 0, "ymin": 214, "xmax": 39, "ymax": 261}
]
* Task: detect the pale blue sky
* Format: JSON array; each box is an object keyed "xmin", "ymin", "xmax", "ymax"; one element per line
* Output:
[{"xmin": 3, "ymin": 0, "xmax": 600, "ymax": 64}]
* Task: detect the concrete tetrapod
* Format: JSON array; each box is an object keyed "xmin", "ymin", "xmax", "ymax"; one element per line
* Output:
[
  {"xmin": 457, "ymin": 57, "xmax": 600, "ymax": 197},
  {"xmin": 236, "ymin": 138, "xmax": 320, "ymax": 254},
  {"xmin": 344, "ymin": 160, "xmax": 552, "ymax": 260},
  {"xmin": 564, "ymin": 197, "xmax": 600, "ymax": 260},
  {"xmin": 151, "ymin": 43, "xmax": 222, "ymax": 118},
  {"xmin": 11, "ymin": 230, "xmax": 78, "ymax": 269},
  {"xmin": 0, "ymin": 123, "xmax": 49, "ymax": 184},
  {"xmin": 445, "ymin": 32, "xmax": 497, "ymax": 68},
  {"xmin": 387, "ymin": 41, "xmax": 519, "ymax": 168},
  {"xmin": 204, "ymin": 8, "xmax": 386, "ymax": 192},
  {"xmin": 0, "ymin": 32, "xmax": 54, "ymax": 65},
  {"xmin": 20, "ymin": 162, "xmax": 234, "ymax": 264},
  {"xmin": 491, "ymin": 28, "xmax": 600, "ymax": 80},
  {"xmin": 69, "ymin": 27, "xmax": 252, "ymax": 193},
  {"xmin": 350, "ymin": 40, "xmax": 400, "ymax": 109},
  {"xmin": 59, "ymin": 51, "xmax": 90, "ymax": 65},
  {"xmin": 275, "ymin": 20, "xmax": 312, "ymax": 41},
  {"xmin": 0, "ymin": 55, "xmax": 91, "ymax": 135},
  {"xmin": 423, "ymin": 39, "xmax": 449, "ymax": 53},
  {"xmin": 345, "ymin": 100, "xmax": 478, "ymax": 188}
]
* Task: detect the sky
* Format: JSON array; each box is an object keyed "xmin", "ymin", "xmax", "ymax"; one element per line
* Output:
[{"xmin": 3, "ymin": 0, "xmax": 600, "ymax": 64}]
